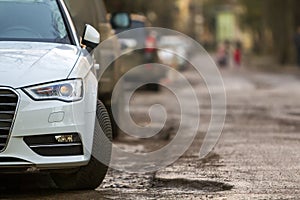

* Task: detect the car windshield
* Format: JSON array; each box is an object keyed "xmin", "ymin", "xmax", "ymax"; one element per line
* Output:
[{"xmin": 0, "ymin": 0, "xmax": 71, "ymax": 44}]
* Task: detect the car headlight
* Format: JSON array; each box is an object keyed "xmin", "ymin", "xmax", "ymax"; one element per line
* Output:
[{"xmin": 24, "ymin": 79, "xmax": 83, "ymax": 102}]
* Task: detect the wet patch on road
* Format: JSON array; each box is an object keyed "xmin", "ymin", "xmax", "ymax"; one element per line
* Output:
[{"xmin": 152, "ymin": 177, "xmax": 233, "ymax": 192}]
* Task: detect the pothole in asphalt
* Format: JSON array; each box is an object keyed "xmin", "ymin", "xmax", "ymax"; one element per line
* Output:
[
  {"xmin": 288, "ymin": 112, "xmax": 300, "ymax": 117},
  {"xmin": 152, "ymin": 178, "xmax": 233, "ymax": 192},
  {"xmin": 271, "ymin": 108, "xmax": 300, "ymax": 125}
]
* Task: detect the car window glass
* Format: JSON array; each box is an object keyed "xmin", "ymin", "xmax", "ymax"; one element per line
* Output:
[{"xmin": 0, "ymin": 0, "xmax": 70, "ymax": 43}]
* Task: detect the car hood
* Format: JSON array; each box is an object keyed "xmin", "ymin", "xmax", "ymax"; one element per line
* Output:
[{"xmin": 0, "ymin": 42, "xmax": 81, "ymax": 88}]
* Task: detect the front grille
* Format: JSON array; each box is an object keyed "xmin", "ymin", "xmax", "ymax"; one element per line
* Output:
[{"xmin": 0, "ymin": 89, "xmax": 18, "ymax": 151}]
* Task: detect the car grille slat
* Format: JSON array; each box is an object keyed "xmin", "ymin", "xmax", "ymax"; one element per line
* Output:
[
  {"xmin": 0, "ymin": 127, "xmax": 10, "ymax": 131},
  {"xmin": 0, "ymin": 111, "xmax": 14, "ymax": 115},
  {"xmin": 0, "ymin": 89, "xmax": 18, "ymax": 151},
  {"xmin": 0, "ymin": 94, "xmax": 17, "ymax": 98},
  {"xmin": 0, "ymin": 119, "xmax": 12, "ymax": 123},
  {"xmin": 0, "ymin": 103, "xmax": 17, "ymax": 106}
]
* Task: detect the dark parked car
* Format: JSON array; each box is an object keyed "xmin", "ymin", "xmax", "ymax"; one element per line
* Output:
[{"xmin": 111, "ymin": 14, "xmax": 167, "ymax": 91}]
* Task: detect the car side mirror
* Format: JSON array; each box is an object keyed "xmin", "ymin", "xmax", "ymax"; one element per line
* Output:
[
  {"xmin": 110, "ymin": 12, "xmax": 131, "ymax": 29},
  {"xmin": 82, "ymin": 24, "xmax": 100, "ymax": 51}
]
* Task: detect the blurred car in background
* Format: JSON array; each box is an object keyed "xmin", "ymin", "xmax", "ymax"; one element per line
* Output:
[
  {"xmin": 64, "ymin": 0, "xmax": 124, "ymax": 138},
  {"xmin": 113, "ymin": 14, "xmax": 150, "ymax": 51},
  {"xmin": 158, "ymin": 35, "xmax": 191, "ymax": 71},
  {"xmin": 110, "ymin": 13, "xmax": 167, "ymax": 91}
]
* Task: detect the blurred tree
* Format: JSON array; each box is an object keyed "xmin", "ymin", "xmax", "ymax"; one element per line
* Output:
[
  {"xmin": 238, "ymin": 0, "xmax": 266, "ymax": 54},
  {"xmin": 239, "ymin": 0, "xmax": 299, "ymax": 64},
  {"xmin": 265, "ymin": 0, "xmax": 294, "ymax": 64}
]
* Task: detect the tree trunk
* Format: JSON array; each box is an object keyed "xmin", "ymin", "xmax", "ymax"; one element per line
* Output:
[{"xmin": 265, "ymin": 0, "xmax": 294, "ymax": 64}]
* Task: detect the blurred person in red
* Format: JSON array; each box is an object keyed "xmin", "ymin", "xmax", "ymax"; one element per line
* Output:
[
  {"xmin": 233, "ymin": 41, "xmax": 242, "ymax": 68},
  {"xmin": 144, "ymin": 30, "xmax": 157, "ymax": 63}
]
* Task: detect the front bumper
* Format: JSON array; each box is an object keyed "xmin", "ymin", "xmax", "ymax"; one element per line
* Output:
[{"xmin": 0, "ymin": 78, "xmax": 98, "ymax": 171}]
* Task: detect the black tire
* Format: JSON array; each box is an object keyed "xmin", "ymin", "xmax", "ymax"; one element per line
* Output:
[
  {"xmin": 107, "ymin": 83, "xmax": 125, "ymax": 140},
  {"xmin": 107, "ymin": 105, "xmax": 119, "ymax": 139},
  {"xmin": 51, "ymin": 100, "xmax": 112, "ymax": 190}
]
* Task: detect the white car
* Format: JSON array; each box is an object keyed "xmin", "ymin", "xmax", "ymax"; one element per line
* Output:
[{"xmin": 0, "ymin": 0, "xmax": 112, "ymax": 190}]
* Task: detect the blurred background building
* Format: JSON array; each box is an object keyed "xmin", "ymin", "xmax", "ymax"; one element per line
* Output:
[{"xmin": 105, "ymin": 0, "xmax": 300, "ymax": 66}]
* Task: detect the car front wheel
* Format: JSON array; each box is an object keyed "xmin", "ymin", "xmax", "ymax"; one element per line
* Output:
[{"xmin": 51, "ymin": 100, "xmax": 112, "ymax": 190}]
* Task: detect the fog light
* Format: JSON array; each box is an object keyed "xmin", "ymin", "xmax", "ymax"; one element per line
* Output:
[{"xmin": 55, "ymin": 135, "xmax": 74, "ymax": 143}]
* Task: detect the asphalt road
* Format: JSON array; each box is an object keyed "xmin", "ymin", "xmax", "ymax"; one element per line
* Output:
[{"xmin": 0, "ymin": 61, "xmax": 299, "ymax": 199}]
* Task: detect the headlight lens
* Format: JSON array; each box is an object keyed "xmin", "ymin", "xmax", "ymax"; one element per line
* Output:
[{"xmin": 24, "ymin": 79, "xmax": 83, "ymax": 102}]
